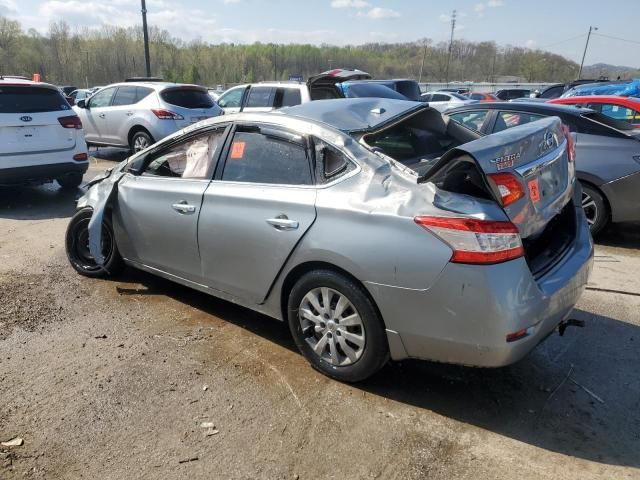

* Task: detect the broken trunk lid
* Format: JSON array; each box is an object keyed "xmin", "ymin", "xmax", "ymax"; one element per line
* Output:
[
  {"xmin": 306, "ymin": 68, "xmax": 372, "ymax": 89},
  {"xmin": 423, "ymin": 116, "xmax": 574, "ymax": 239}
]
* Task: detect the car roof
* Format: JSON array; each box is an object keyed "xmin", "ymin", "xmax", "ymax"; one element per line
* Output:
[
  {"xmin": 0, "ymin": 78, "xmax": 59, "ymax": 90},
  {"xmin": 446, "ymin": 100, "xmax": 589, "ymax": 116},
  {"xmin": 552, "ymin": 95, "xmax": 640, "ymax": 105},
  {"xmin": 280, "ymin": 97, "xmax": 427, "ymax": 133},
  {"xmin": 99, "ymin": 81, "xmax": 206, "ymax": 90}
]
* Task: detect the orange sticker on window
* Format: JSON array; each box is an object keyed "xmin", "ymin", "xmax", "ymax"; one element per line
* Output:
[
  {"xmin": 528, "ymin": 178, "xmax": 541, "ymax": 203},
  {"xmin": 230, "ymin": 141, "xmax": 245, "ymax": 159}
]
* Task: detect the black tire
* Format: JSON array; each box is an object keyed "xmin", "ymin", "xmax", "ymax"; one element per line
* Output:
[
  {"xmin": 580, "ymin": 183, "xmax": 609, "ymax": 236},
  {"xmin": 56, "ymin": 173, "xmax": 83, "ymax": 189},
  {"xmin": 65, "ymin": 207, "xmax": 124, "ymax": 278},
  {"xmin": 287, "ymin": 270, "xmax": 389, "ymax": 382},
  {"xmin": 129, "ymin": 130, "xmax": 154, "ymax": 154}
]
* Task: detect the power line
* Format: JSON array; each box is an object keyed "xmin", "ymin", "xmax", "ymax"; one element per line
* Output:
[
  {"xmin": 592, "ymin": 32, "xmax": 640, "ymax": 46},
  {"xmin": 540, "ymin": 33, "xmax": 587, "ymax": 49}
]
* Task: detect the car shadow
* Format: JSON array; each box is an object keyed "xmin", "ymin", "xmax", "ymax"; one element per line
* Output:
[
  {"xmin": 110, "ymin": 268, "xmax": 639, "ymax": 469},
  {"xmin": 0, "ymin": 183, "xmax": 82, "ymax": 220},
  {"xmin": 90, "ymin": 146, "xmax": 129, "ymax": 163},
  {"xmin": 597, "ymin": 222, "xmax": 640, "ymax": 250}
]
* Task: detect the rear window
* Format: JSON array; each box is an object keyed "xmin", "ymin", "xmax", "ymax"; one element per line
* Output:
[
  {"xmin": 342, "ymin": 83, "xmax": 407, "ymax": 100},
  {"xmin": 0, "ymin": 86, "xmax": 70, "ymax": 113},
  {"xmin": 160, "ymin": 88, "xmax": 214, "ymax": 109}
]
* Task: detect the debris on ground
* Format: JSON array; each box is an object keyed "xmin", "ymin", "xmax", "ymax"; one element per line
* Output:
[
  {"xmin": 1, "ymin": 437, "xmax": 24, "ymax": 447},
  {"xmin": 178, "ymin": 456, "xmax": 199, "ymax": 464}
]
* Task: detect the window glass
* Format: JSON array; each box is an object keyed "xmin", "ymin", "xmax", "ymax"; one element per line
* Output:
[
  {"xmin": 112, "ymin": 86, "xmax": 138, "ymax": 106},
  {"xmin": 276, "ymin": 88, "xmax": 302, "ymax": 108},
  {"xmin": 217, "ymin": 87, "xmax": 244, "ymax": 108},
  {"xmin": 449, "ymin": 110, "xmax": 489, "ymax": 132},
  {"xmin": 342, "ymin": 83, "xmax": 406, "ymax": 100},
  {"xmin": 135, "ymin": 86, "xmax": 154, "ymax": 103},
  {"xmin": 314, "ymin": 139, "xmax": 352, "ymax": 184},
  {"xmin": 0, "ymin": 86, "xmax": 70, "ymax": 113},
  {"xmin": 431, "ymin": 94, "xmax": 451, "ymax": 102},
  {"xmin": 494, "ymin": 111, "xmax": 544, "ymax": 132},
  {"xmin": 89, "ymin": 87, "xmax": 116, "ymax": 108},
  {"xmin": 160, "ymin": 87, "xmax": 214, "ymax": 108},
  {"xmin": 245, "ymin": 87, "xmax": 275, "ymax": 108},
  {"xmin": 597, "ymin": 103, "xmax": 636, "ymax": 123},
  {"xmin": 540, "ymin": 86, "xmax": 564, "ymax": 99},
  {"xmin": 222, "ymin": 131, "xmax": 311, "ymax": 185},
  {"xmin": 143, "ymin": 129, "xmax": 226, "ymax": 179}
]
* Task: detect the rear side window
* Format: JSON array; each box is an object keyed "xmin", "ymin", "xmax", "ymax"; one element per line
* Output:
[
  {"xmin": 314, "ymin": 139, "xmax": 353, "ymax": 184},
  {"xmin": 275, "ymin": 88, "xmax": 302, "ymax": 108},
  {"xmin": 579, "ymin": 112, "xmax": 635, "ymax": 137},
  {"xmin": 245, "ymin": 87, "xmax": 276, "ymax": 108},
  {"xmin": 493, "ymin": 111, "xmax": 544, "ymax": 133},
  {"xmin": 135, "ymin": 86, "xmax": 154, "ymax": 103},
  {"xmin": 160, "ymin": 88, "xmax": 214, "ymax": 109},
  {"xmin": 222, "ymin": 130, "xmax": 311, "ymax": 185},
  {"xmin": 0, "ymin": 86, "xmax": 70, "ymax": 113},
  {"xmin": 449, "ymin": 110, "xmax": 489, "ymax": 132},
  {"xmin": 112, "ymin": 86, "xmax": 138, "ymax": 106}
]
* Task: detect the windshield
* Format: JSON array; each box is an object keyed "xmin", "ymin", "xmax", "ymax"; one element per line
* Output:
[
  {"xmin": 160, "ymin": 87, "xmax": 214, "ymax": 109},
  {"xmin": 0, "ymin": 86, "xmax": 70, "ymax": 113},
  {"xmin": 341, "ymin": 83, "xmax": 407, "ymax": 100}
]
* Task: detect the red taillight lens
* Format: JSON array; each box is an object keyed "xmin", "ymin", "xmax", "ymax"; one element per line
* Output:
[
  {"xmin": 487, "ymin": 172, "xmax": 525, "ymax": 207},
  {"xmin": 73, "ymin": 153, "xmax": 88, "ymax": 161},
  {"xmin": 151, "ymin": 109, "xmax": 184, "ymax": 120},
  {"xmin": 58, "ymin": 115, "xmax": 83, "ymax": 129},
  {"xmin": 561, "ymin": 124, "xmax": 576, "ymax": 163},
  {"xmin": 414, "ymin": 216, "xmax": 524, "ymax": 265}
]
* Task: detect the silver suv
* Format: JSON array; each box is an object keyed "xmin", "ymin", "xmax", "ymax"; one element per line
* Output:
[{"xmin": 73, "ymin": 81, "xmax": 223, "ymax": 152}]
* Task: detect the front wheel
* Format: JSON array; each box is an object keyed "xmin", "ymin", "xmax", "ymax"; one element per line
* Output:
[
  {"xmin": 65, "ymin": 207, "xmax": 124, "ymax": 278},
  {"xmin": 580, "ymin": 183, "xmax": 609, "ymax": 236},
  {"xmin": 287, "ymin": 270, "xmax": 389, "ymax": 382}
]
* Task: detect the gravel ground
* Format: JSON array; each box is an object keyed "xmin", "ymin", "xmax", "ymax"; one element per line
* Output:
[{"xmin": 0, "ymin": 154, "xmax": 639, "ymax": 479}]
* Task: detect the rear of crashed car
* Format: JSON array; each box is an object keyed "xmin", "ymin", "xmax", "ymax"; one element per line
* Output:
[{"xmin": 67, "ymin": 98, "xmax": 593, "ymax": 381}]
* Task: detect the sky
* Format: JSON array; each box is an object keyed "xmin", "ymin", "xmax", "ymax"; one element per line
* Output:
[{"xmin": 0, "ymin": 0, "xmax": 638, "ymax": 67}]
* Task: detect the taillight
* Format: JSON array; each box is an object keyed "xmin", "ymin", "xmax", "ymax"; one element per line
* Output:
[
  {"xmin": 414, "ymin": 216, "xmax": 524, "ymax": 265},
  {"xmin": 58, "ymin": 115, "xmax": 82, "ymax": 129},
  {"xmin": 73, "ymin": 153, "xmax": 88, "ymax": 161},
  {"xmin": 151, "ymin": 109, "xmax": 184, "ymax": 120},
  {"xmin": 487, "ymin": 172, "xmax": 525, "ymax": 206},
  {"xmin": 561, "ymin": 124, "xmax": 575, "ymax": 163}
]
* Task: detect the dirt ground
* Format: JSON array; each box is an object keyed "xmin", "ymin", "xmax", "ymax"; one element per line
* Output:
[{"xmin": 1, "ymin": 154, "xmax": 639, "ymax": 479}]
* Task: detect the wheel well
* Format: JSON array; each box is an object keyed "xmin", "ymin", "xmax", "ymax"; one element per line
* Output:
[
  {"xmin": 279, "ymin": 261, "xmax": 385, "ymax": 327},
  {"xmin": 128, "ymin": 126, "xmax": 153, "ymax": 147},
  {"xmin": 578, "ymin": 179, "xmax": 611, "ymax": 219}
]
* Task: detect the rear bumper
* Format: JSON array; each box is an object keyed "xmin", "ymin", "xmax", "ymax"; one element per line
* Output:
[
  {"xmin": 0, "ymin": 161, "xmax": 88, "ymax": 186},
  {"xmin": 368, "ymin": 204, "xmax": 594, "ymax": 366}
]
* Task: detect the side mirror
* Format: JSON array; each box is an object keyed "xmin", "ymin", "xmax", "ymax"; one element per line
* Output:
[{"xmin": 76, "ymin": 99, "xmax": 87, "ymax": 109}]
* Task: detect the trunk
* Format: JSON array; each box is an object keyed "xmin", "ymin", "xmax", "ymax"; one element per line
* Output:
[
  {"xmin": 0, "ymin": 111, "xmax": 76, "ymax": 154},
  {"xmin": 307, "ymin": 68, "xmax": 371, "ymax": 101}
]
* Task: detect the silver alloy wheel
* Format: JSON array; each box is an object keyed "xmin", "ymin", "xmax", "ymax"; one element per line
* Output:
[
  {"xmin": 134, "ymin": 135, "xmax": 150, "ymax": 152},
  {"xmin": 581, "ymin": 191, "xmax": 598, "ymax": 226},
  {"xmin": 298, "ymin": 287, "xmax": 366, "ymax": 366}
]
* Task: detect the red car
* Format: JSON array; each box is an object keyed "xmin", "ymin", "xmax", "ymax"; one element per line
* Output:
[
  {"xmin": 549, "ymin": 95, "xmax": 640, "ymax": 128},
  {"xmin": 469, "ymin": 92, "xmax": 499, "ymax": 102}
]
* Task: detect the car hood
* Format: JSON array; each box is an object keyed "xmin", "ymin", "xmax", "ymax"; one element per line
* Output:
[{"xmin": 280, "ymin": 98, "xmax": 428, "ymax": 134}]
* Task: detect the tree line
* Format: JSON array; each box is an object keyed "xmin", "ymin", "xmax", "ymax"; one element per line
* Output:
[{"xmin": 0, "ymin": 16, "xmax": 626, "ymax": 88}]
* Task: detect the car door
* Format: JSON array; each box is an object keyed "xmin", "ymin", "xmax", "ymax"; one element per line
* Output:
[
  {"xmin": 78, "ymin": 86, "xmax": 116, "ymax": 143},
  {"xmin": 113, "ymin": 126, "xmax": 230, "ymax": 283},
  {"xmin": 198, "ymin": 123, "xmax": 317, "ymax": 303},
  {"xmin": 105, "ymin": 85, "xmax": 139, "ymax": 146}
]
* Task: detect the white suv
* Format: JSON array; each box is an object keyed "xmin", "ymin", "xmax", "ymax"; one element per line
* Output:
[
  {"xmin": 217, "ymin": 69, "xmax": 371, "ymax": 114},
  {"xmin": 0, "ymin": 78, "xmax": 88, "ymax": 188}
]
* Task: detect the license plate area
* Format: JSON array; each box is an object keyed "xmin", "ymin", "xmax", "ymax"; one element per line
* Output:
[
  {"xmin": 518, "ymin": 148, "xmax": 568, "ymax": 211},
  {"xmin": 15, "ymin": 127, "xmax": 38, "ymax": 140}
]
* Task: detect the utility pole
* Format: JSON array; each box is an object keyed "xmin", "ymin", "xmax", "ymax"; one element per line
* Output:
[
  {"xmin": 577, "ymin": 25, "xmax": 597, "ymax": 80},
  {"xmin": 418, "ymin": 40, "xmax": 428, "ymax": 83},
  {"xmin": 445, "ymin": 9, "xmax": 456, "ymax": 85},
  {"xmin": 141, "ymin": 0, "xmax": 151, "ymax": 77}
]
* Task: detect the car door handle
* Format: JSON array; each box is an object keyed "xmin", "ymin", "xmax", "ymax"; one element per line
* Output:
[
  {"xmin": 172, "ymin": 202, "xmax": 196, "ymax": 214},
  {"xmin": 98, "ymin": 113, "xmax": 106, "ymax": 119},
  {"xmin": 126, "ymin": 111, "xmax": 134, "ymax": 116},
  {"xmin": 266, "ymin": 216, "xmax": 299, "ymax": 231}
]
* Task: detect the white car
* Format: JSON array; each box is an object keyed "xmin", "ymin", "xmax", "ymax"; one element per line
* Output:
[
  {"xmin": 0, "ymin": 77, "xmax": 88, "ymax": 188},
  {"xmin": 420, "ymin": 91, "xmax": 475, "ymax": 112}
]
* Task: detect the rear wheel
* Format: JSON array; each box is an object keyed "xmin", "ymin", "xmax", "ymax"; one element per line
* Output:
[
  {"xmin": 580, "ymin": 183, "xmax": 608, "ymax": 236},
  {"xmin": 287, "ymin": 270, "xmax": 389, "ymax": 382},
  {"xmin": 130, "ymin": 130, "xmax": 154, "ymax": 153},
  {"xmin": 56, "ymin": 173, "xmax": 83, "ymax": 189},
  {"xmin": 65, "ymin": 207, "xmax": 124, "ymax": 278}
]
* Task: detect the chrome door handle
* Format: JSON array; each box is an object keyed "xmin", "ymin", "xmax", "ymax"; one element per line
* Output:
[
  {"xmin": 266, "ymin": 216, "xmax": 299, "ymax": 231},
  {"xmin": 98, "ymin": 113, "xmax": 106, "ymax": 119},
  {"xmin": 126, "ymin": 111, "xmax": 133, "ymax": 116},
  {"xmin": 172, "ymin": 202, "xmax": 196, "ymax": 214}
]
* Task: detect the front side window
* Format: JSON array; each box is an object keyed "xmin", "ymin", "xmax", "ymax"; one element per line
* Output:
[
  {"xmin": 143, "ymin": 129, "xmax": 226, "ymax": 179},
  {"xmin": 221, "ymin": 130, "xmax": 312, "ymax": 185},
  {"xmin": 89, "ymin": 87, "xmax": 116, "ymax": 108},
  {"xmin": 449, "ymin": 110, "xmax": 489, "ymax": 132},
  {"xmin": 494, "ymin": 111, "xmax": 544, "ymax": 133},
  {"xmin": 217, "ymin": 87, "xmax": 244, "ymax": 108},
  {"xmin": 245, "ymin": 87, "xmax": 276, "ymax": 108}
]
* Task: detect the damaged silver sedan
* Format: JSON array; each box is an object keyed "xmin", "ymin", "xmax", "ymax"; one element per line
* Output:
[{"xmin": 66, "ymin": 98, "xmax": 593, "ymax": 382}]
